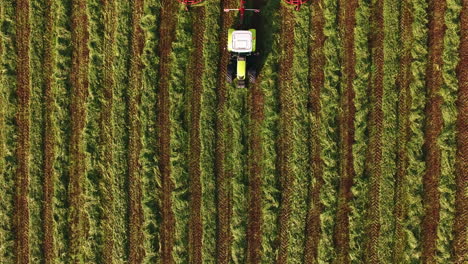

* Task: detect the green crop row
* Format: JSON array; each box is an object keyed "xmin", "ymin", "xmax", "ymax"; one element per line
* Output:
[
  {"xmin": 402, "ymin": 0, "xmax": 429, "ymax": 262},
  {"xmin": 435, "ymin": 0, "xmax": 462, "ymax": 262},
  {"xmin": 84, "ymin": 0, "xmax": 105, "ymax": 261},
  {"xmin": 227, "ymin": 79, "xmax": 248, "ymax": 264},
  {"xmin": 113, "ymin": 0, "xmax": 132, "ymax": 261},
  {"xmin": 0, "ymin": 1, "xmax": 17, "ymax": 262},
  {"xmin": 30, "ymin": 0, "xmax": 46, "ymax": 262},
  {"xmin": 168, "ymin": 7, "xmax": 192, "ymax": 263},
  {"xmin": 200, "ymin": 1, "xmax": 221, "ymax": 263},
  {"xmin": 258, "ymin": 1, "xmax": 281, "ymax": 263},
  {"xmin": 348, "ymin": 0, "xmax": 371, "ymax": 262},
  {"xmin": 317, "ymin": 0, "xmax": 342, "ymax": 262},
  {"xmin": 379, "ymin": 0, "xmax": 400, "ymax": 261},
  {"xmin": 286, "ymin": 6, "xmax": 312, "ymax": 264},
  {"xmin": 140, "ymin": 0, "xmax": 161, "ymax": 262}
]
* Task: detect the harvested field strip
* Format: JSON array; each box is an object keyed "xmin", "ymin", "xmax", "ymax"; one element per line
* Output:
[
  {"xmin": 334, "ymin": 0, "xmax": 357, "ymax": 262},
  {"xmin": 188, "ymin": 7, "xmax": 205, "ymax": 264},
  {"xmin": 256, "ymin": 1, "xmax": 281, "ymax": 263},
  {"xmin": 14, "ymin": 0, "xmax": 31, "ymax": 262},
  {"xmin": 68, "ymin": 0, "xmax": 89, "ymax": 261},
  {"xmin": 52, "ymin": 0, "xmax": 73, "ymax": 261},
  {"xmin": 402, "ymin": 0, "xmax": 429, "ymax": 261},
  {"xmin": 421, "ymin": 0, "xmax": 447, "ymax": 262},
  {"xmin": 156, "ymin": 0, "xmax": 179, "ymax": 262},
  {"xmin": 84, "ymin": 0, "xmax": 105, "ymax": 261},
  {"xmin": 303, "ymin": 1, "xmax": 325, "ymax": 262},
  {"xmin": 454, "ymin": 0, "xmax": 467, "ymax": 262},
  {"xmin": 200, "ymin": 1, "xmax": 221, "ymax": 263},
  {"xmin": 127, "ymin": 0, "xmax": 145, "ymax": 262},
  {"xmin": 393, "ymin": 0, "xmax": 413, "ymax": 262},
  {"xmin": 0, "ymin": 1, "xmax": 17, "ymax": 263},
  {"xmin": 317, "ymin": 0, "xmax": 341, "ymax": 261},
  {"xmin": 379, "ymin": 0, "xmax": 399, "ymax": 261},
  {"xmin": 365, "ymin": 0, "xmax": 384, "ymax": 262},
  {"xmin": 168, "ymin": 9, "xmax": 191, "ymax": 264},
  {"xmin": 286, "ymin": 6, "xmax": 310, "ymax": 264},
  {"xmin": 435, "ymin": 0, "xmax": 462, "ymax": 262},
  {"xmin": 348, "ymin": 0, "xmax": 371, "ymax": 262},
  {"xmin": 100, "ymin": 0, "xmax": 117, "ymax": 262},
  {"xmin": 112, "ymin": 0, "xmax": 131, "ymax": 261},
  {"xmin": 140, "ymin": 0, "xmax": 161, "ymax": 262},
  {"xmin": 275, "ymin": 5, "xmax": 295, "ymax": 264},
  {"xmin": 215, "ymin": 0, "xmax": 236, "ymax": 263},
  {"xmin": 41, "ymin": 0, "xmax": 56, "ymax": 262},
  {"xmin": 29, "ymin": 0, "xmax": 47, "ymax": 261}
]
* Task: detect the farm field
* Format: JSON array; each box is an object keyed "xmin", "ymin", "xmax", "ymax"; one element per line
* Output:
[{"xmin": 0, "ymin": 0, "xmax": 466, "ymax": 263}]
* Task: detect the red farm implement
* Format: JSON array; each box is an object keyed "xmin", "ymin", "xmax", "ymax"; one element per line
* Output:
[{"xmin": 283, "ymin": 0, "xmax": 310, "ymax": 10}]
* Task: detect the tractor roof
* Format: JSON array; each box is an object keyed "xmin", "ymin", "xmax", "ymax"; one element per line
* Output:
[{"xmin": 230, "ymin": 30, "xmax": 253, "ymax": 53}]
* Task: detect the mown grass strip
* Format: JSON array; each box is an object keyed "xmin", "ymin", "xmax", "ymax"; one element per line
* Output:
[
  {"xmin": 378, "ymin": 0, "xmax": 400, "ymax": 261},
  {"xmin": 454, "ymin": 0, "xmax": 467, "ymax": 261},
  {"xmin": 83, "ymin": 0, "xmax": 105, "ymax": 261},
  {"xmin": 29, "ymin": 0, "xmax": 47, "ymax": 262},
  {"xmin": 421, "ymin": 0, "xmax": 447, "ymax": 262},
  {"xmin": 434, "ymin": 0, "xmax": 462, "ymax": 262},
  {"xmin": 285, "ymin": 6, "xmax": 311, "ymax": 264},
  {"xmin": 52, "ymin": 0, "xmax": 73, "ymax": 261},
  {"xmin": 402, "ymin": 0, "xmax": 429, "ymax": 261},
  {"xmin": 275, "ymin": 5, "xmax": 295, "ymax": 264},
  {"xmin": 68, "ymin": 0, "xmax": 89, "ymax": 261},
  {"xmin": 168, "ymin": 8, "xmax": 191, "ymax": 264},
  {"xmin": 200, "ymin": 1, "xmax": 221, "ymax": 263},
  {"xmin": 140, "ymin": 0, "xmax": 161, "ymax": 262},
  {"xmin": 303, "ymin": 1, "xmax": 325, "ymax": 262},
  {"xmin": 127, "ymin": 0, "xmax": 145, "ymax": 262},
  {"xmin": 42, "ymin": 0, "xmax": 56, "ymax": 262},
  {"xmin": 393, "ymin": 0, "xmax": 413, "ymax": 262},
  {"xmin": 348, "ymin": 0, "xmax": 372, "ymax": 262},
  {"xmin": 317, "ymin": 0, "xmax": 341, "ymax": 261},
  {"xmin": 0, "ymin": 1, "xmax": 17, "ymax": 263},
  {"xmin": 112, "ymin": 0, "xmax": 132, "ymax": 261}
]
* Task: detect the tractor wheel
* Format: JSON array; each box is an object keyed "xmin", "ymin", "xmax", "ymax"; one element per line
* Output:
[
  {"xmin": 226, "ymin": 64, "xmax": 234, "ymax": 83},
  {"xmin": 248, "ymin": 68, "xmax": 257, "ymax": 84}
]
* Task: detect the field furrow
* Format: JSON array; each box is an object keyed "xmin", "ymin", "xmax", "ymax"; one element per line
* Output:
[
  {"xmin": 215, "ymin": 0, "xmax": 236, "ymax": 263},
  {"xmin": 140, "ymin": 0, "xmax": 161, "ymax": 262},
  {"xmin": 112, "ymin": 0, "xmax": 132, "ymax": 261},
  {"xmin": 275, "ymin": 5, "xmax": 295, "ymax": 264},
  {"xmin": 434, "ymin": 0, "xmax": 462, "ymax": 261},
  {"xmin": 256, "ymin": 1, "xmax": 281, "ymax": 263},
  {"xmin": 68, "ymin": 0, "xmax": 89, "ymax": 261},
  {"xmin": 334, "ymin": 0, "xmax": 357, "ymax": 262},
  {"xmin": 392, "ymin": 0, "xmax": 413, "ymax": 262},
  {"xmin": 402, "ymin": 0, "xmax": 429, "ymax": 261},
  {"xmin": 365, "ymin": 0, "xmax": 384, "ymax": 262},
  {"xmin": 317, "ymin": 0, "xmax": 341, "ymax": 261},
  {"xmin": 454, "ymin": 0, "xmax": 467, "ymax": 262},
  {"xmin": 0, "ymin": 1, "xmax": 18, "ymax": 263},
  {"xmin": 303, "ymin": 1, "xmax": 325, "ymax": 262},
  {"xmin": 127, "ymin": 0, "xmax": 145, "ymax": 262},
  {"xmin": 200, "ymin": 1, "xmax": 221, "ymax": 263},
  {"xmin": 156, "ymin": 0, "xmax": 179, "ymax": 262},
  {"xmin": 421, "ymin": 0, "xmax": 447, "ymax": 262},
  {"xmin": 41, "ymin": 0, "xmax": 56, "ymax": 262}
]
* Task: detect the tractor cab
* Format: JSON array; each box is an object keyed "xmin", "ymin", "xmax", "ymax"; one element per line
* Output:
[{"xmin": 227, "ymin": 29, "xmax": 258, "ymax": 88}]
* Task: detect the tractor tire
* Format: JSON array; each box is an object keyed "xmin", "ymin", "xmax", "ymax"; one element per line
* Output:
[
  {"xmin": 226, "ymin": 64, "xmax": 234, "ymax": 83},
  {"xmin": 248, "ymin": 68, "xmax": 257, "ymax": 84}
]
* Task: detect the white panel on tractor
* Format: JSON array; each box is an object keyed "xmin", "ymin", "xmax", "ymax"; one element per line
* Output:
[{"xmin": 231, "ymin": 30, "xmax": 253, "ymax": 53}]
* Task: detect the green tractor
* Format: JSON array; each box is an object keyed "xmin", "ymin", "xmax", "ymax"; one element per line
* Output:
[
  {"xmin": 226, "ymin": 29, "xmax": 258, "ymax": 88},
  {"xmin": 224, "ymin": 0, "xmax": 260, "ymax": 88}
]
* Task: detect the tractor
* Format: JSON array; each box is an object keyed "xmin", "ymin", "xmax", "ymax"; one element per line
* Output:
[{"xmin": 224, "ymin": 0, "xmax": 260, "ymax": 88}]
